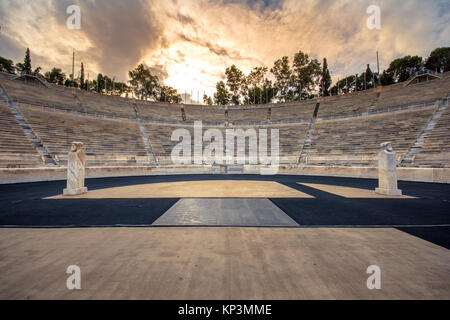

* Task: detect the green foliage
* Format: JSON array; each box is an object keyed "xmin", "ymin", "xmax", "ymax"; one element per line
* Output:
[
  {"xmin": 9, "ymin": 45, "xmax": 449, "ymax": 107},
  {"xmin": 247, "ymin": 67, "xmax": 267, "ymax": 87},
  {"xmin": 114, "ymin": 82, "xmax": 129, "ymax": 96},
  {"xmin": 64, "ymin": 76, "xmax": 78, "ymax": 88},
  {"xmin": 292, "ymin": 51, "xmax": 321, "ymax": 100},
  {"xmin": 245, "ymin": 67, "xmax": 275, "ymax": 104},
  {"xmin": 80, "ymin": 63, "xmax": 85, "ymax": 90},
  {"xmin": 44, "ymin": 67, "xmax": 66, "ymax": 85},
  {"xmin": 425, "ymin": 47, "xmax": 450, "ymax": 72},
  {"xmin": 387, "ymin": 55, "xmax": 423, "ymax": 82},
  {"xmin": 270, "ymin": 56, "xmax": 293, "ymax": 102},
  {"xmin": 96, "ymin": 74, "xmax": 105, "ymax": 93},
  {"xmin": 247, "ymin": 79, "xmax": 276, "ymax": 104},
  {"xmin": 22, "ymin": 48, "xmax": 32, "ymax": 73},
  {"xmin": 319, "ymin": 58, "xmax": 332, "ymax": 96},
  {"xmin": 225, "ymin": 65, "xmax": 245, "ymax": 105},
  {"xmin": 203, "ymin": 94, "xmax": 213, "ymax": 105},
  {"xmin": 330, "ymin": 75, "xmax": 357, "ymax": 95},
  {"xmin": 380, "ymin": 70, "xmax": 394, "ymax": 86},
  {"xmin": 214, "ymin": 81, "xmax": 230, "ymax": 105},
  {"xmin": 351, "ymin": 65, "xmax": 376, "ymax": 91},
  {"xmin": 363, "ymin": 64, "xmax": 374, "ymax": 89},
  {"xmin": 128, "ymin": 64, "xmax": 159, "ymax": 100},
  {"xmin": 103, "ymin": 75, "xmax": 115, "ymax": 94},
  {"xmin": 0, "ymin": 56, "xmax": 15, "ymax": 74},
  {"xmin": 158, "ymin": 85, "xmax": 182, "ymax": 103},
  {"xmin": 15, "ymin": 48, "xmax": 35, "ymax": 74}
]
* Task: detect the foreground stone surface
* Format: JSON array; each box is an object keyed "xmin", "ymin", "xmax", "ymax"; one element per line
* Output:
[
  {"xmin": 0, "ymin": 227, "xmax": 448, "ymax": 299},
  {"xmin": 152, "ymin": 198, "xmax": 300, "ymax": 226}
]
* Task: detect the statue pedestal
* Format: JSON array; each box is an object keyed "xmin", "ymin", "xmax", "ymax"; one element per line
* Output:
[
  {"xmin": 375, "ymin": 144, "xmax": 402, "ymax": 196},
  {"xmin": 375, "ymin": 187, "xmax": 402, "ymax": 196},
  {"xmin": 63, "ymin": 142, "xmax": 88, "ymax": 196},
  {"xmin": 63, "ymin": 187, "xmax": 88, "ymax": 196}
]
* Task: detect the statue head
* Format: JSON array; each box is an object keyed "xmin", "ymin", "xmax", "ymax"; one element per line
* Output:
[
  {"xmin": 70, "ymin": 141, "xmax": 84, "ymax": 152},
  {"xmin": 380, "ymin": 141, "xmax": 393, "ymax": 152}
]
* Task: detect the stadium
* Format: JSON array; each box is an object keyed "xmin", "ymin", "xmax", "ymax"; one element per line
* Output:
[{"xmin": 0, "ymin": 0, "xmax": 449, "ymax": 302}]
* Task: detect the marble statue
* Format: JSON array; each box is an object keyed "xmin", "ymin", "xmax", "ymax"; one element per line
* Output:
[
  {"xmin": 63, "ymin": 142, "xmax": 88, "ymax": 196},
  {"xmin": 375, "ymin": 142, "xmax": 402, "ymax": 196}
]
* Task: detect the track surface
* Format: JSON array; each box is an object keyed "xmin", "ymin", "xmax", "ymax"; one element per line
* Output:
[
  {"xmin": 0, "ymin": 174, "xmax": 449, "ymax": 248},
  {"xmin": 0, "ymin": 174, "xmax": 449, "ymax": 299}
]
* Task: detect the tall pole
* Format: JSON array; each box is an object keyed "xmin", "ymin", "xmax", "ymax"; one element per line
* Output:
[
  {"xmin": 376, "ymin": 51, "xmax": 380, "ymax": 86},
  {"xmin": 72, "ymin": 51, "xmax": 75, "ymax": 88}
]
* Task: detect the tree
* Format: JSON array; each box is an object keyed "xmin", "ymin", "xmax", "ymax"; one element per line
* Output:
[
  {"xmin": 425, "ymin": 47, "xmax": 450, "ymax": 73},
  {"xmin": 16, "ymin": 48, "xmax": 32, "ymax": 74},
  {"xmin": 380, "ymin": 70, "xmax": 394, "ymax": 86},
  {"xmin": 291, "ymin": 51, "xmax": 321, "ymax": 100},
  {"xmin": 103, "ymin": 75, "xmax": 113, "ymax": 95},
  {"xmin": 364, "ymin": 64, "xmax": 374, "ymax": 89},
  {"xmin": 246, "ymin": 67, "xmax": 268, "ymax": 104},
  {"xmin": 79, "ymin": 63, "xmax": 85, "ymax": 90},
  {"xmin": 386, "ymin": 55, "xmax": 423, "ymax": 82},
  {"xmin": 247, "ymin": 67, "xmax": 267, "ymax": 88},
  {"xmin": 158, "ymin": 85, "xmax": 182, "ymax": 103},
  {"xmin": 330, "ymin": 75, "xmax": 356, "ymax": 95},
  {"xmin": 23, "ymin": 48, "xmax": 32, "ymax": 73},
  {"xmin": 248, "ymin": 78, "xmax": 276, "ymax": 104},
  {"xmin": 203, "ymin": 94, "xmax": 213, "ymax": 105},
  {"xmin": 214, "ymin": 81, "xmax": 230, "ymax": 105},
  {"xmin": 44, "ymin": 68, "xmax": 66, "ymax": 85},
  {"xmin": 113, "ymin": 81, "xmax": 129, "ymax": 97},
  {"xmin": 246, "ymin": 67, "xmax": 276, "ymax": 104},
  {"xmin": 270, "ymin": 56, "xmax": 293, "ymax": 102},
  {"xmin": 128, "ymin": 63, "xmax": 160, "ymax": 100},
  {"xmin": 96, "ymin": 74, "xmax": 105, "ymax": 93},
  {"xmin": 0, "ymin": 56, "xmax": 15, "ymax": 74},
  {"xmin": 64, "ymin": 76, "xmax": 78, "ymax": 88},
  {"xmin": 319, "ymin": 58, "xmax": 331, "ymax": 96},
  {"xmin": 225, "ymin": 65, "xmax": 245, "ymax": 105}
]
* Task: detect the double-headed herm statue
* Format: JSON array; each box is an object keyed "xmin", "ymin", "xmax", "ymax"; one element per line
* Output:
[
  {"xmin": 63, "ymin": 142, "xmax": 88, "ymax": 196},
  {"xmin": 375, "ymin": 142, "xmax": 402, "ymax": 196}
]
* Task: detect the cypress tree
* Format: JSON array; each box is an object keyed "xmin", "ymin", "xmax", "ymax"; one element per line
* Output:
[
  {"xmin": 23, "ymin": 48, "xmax": 32, "ymax": 73},
  {"xmin": 320, "ymin": 58, "xmax": 331, "ymax": 96},
  {"xmin": 80, "ymin": 63, "xmax": 85, "ymax": 90}
]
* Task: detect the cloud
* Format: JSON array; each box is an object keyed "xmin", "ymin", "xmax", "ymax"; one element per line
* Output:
[
  {"xmin": 0, "ymin": 33, "xmax": 26, "ymax": 62},
  {"xmin": 176, "ymin": 13, "xmax": 196, "ymax": 25},
  {"xmin": 0, "ymin": 0, "xmax": 448, "ymax": 92},
  {"xmin": 178, "ymin": 33, "xmax": 263, "ymax": 64},
  {"xmin": 148, "ymin": 64, "xmax": 169, "ymax": 82},
  {"xmin": 51, "ymin": 0, "xmax": 163, "ymax": 80},
  {"xmin": 0, "ymin": 0, "xmax": 163, "ymax": 80}
]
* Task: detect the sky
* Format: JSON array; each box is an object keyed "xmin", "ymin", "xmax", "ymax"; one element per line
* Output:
[{"xmin": 0, "ymin": 0, "xmax": 449, "ymax": 97}]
